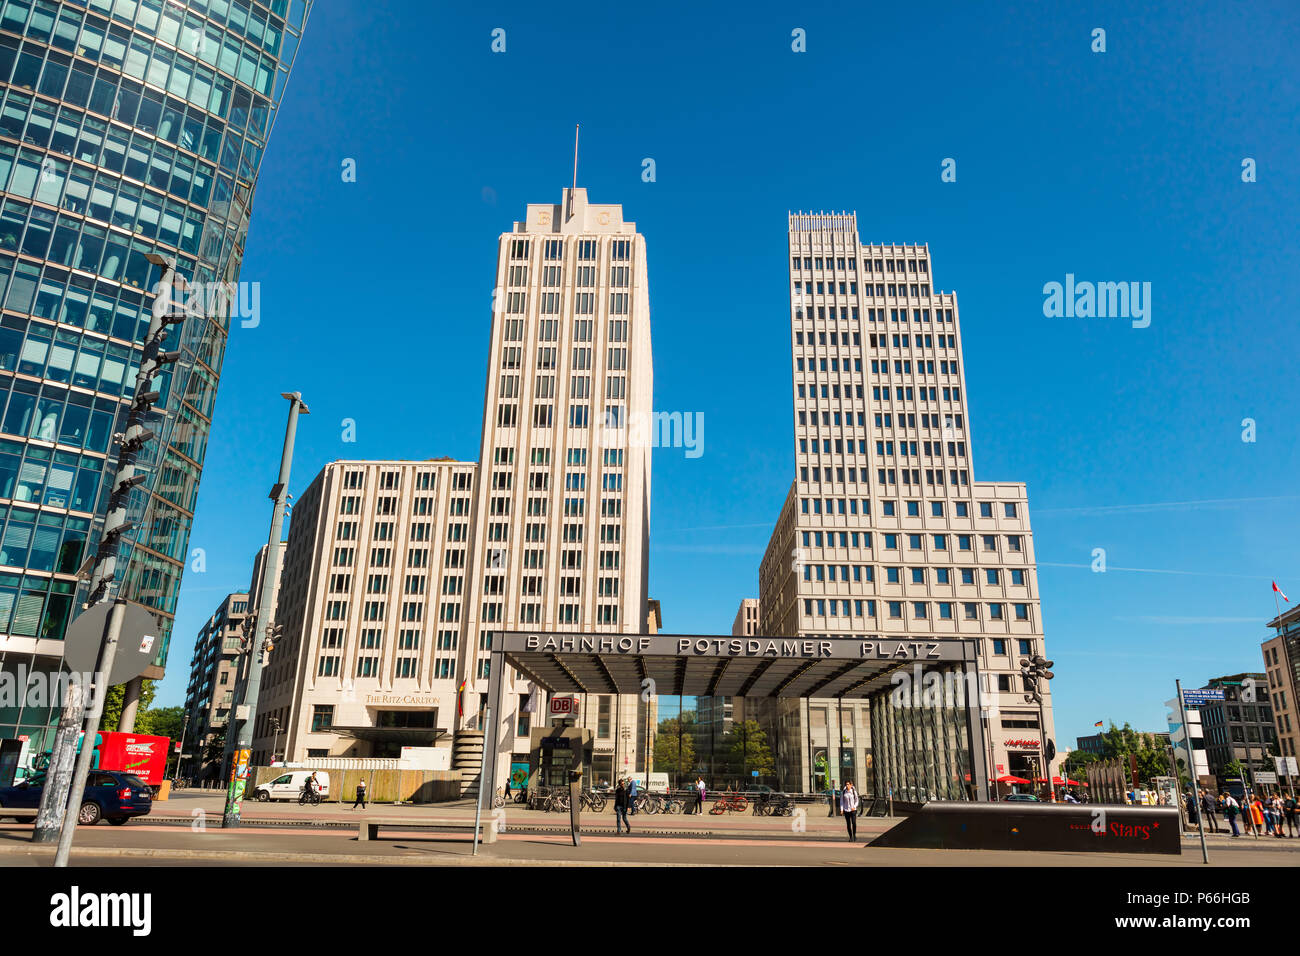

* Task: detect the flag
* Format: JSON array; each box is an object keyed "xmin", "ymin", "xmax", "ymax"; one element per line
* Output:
[
  {"xmin": 1094, "ymin": 720, "xmax": 1103, "ymax": 727},
  {"xmin": 1273, "ymin": 581, "xmax": 1290, "ymax": 603},
  {"xmin": 457, "ymin": 679, "xmax": 467, "ymax": 717},
  {"xmin": 523, "ymin": 682, "xmax": 539, "ymax": 713}
]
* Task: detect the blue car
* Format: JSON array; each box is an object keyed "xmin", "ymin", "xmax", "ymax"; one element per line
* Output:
[{"xmin": 0, "ymin": 769, "xmax": 152, "ymax": 825}]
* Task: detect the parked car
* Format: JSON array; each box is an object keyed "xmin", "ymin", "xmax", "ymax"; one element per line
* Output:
[
  {"xmin": 0, "ymin": 769, "xmax": 152, "ymax": 825},
  {"xmin": 253, "ymin": 770, "xmax": 331, "ymax": 802},
  {"xmin": 1002, "ymin": 792, "xmax": 1041, "ymax": 802}
]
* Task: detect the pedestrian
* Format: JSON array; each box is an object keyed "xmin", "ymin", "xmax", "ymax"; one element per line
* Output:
[
  {"xmin": 1285, "ymin": 794, "xmax": 1298, "ymax": 837},
  {"xmin": 1270, "ymin": 795, "xmax": 1285, "ymax": 838},
  {"xmin": 613, "ymin": 778, "xmax": 631, "ymax": 834},
  {"xmin": 352, "ymin": 777, "xmax": 367, "ymax": 810},
  {"xmin": 1199, "ymin": 790, "xmax": 1219, "ymax": 834},
  {"xmin": 695, "ymin": 776, "xmax": 706, "ymax": 814},
  {"xmin": 627, "ymin": 775, "xmax": 639, "ymax": 816},
  {"xmin": 840, "ymin": 780, "xmax": 860, "ymax": 841},
  {"xmin": 1248, "ymin": 794, "xmax": 1265, "ymax": 838},
  {"xmin": 1223, "ymin": 793, "xmax": 1241, "ymax": 837}
]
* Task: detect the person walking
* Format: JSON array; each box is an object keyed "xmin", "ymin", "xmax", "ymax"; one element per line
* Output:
[
  {"xmin": 1248, "ymin": 794, "xmax": 1265, "ymax": 838},
  {"xmin": 352, "ymin": 777, "xmax": 367, "ymax": 811},
  {"xmin": 1223, "ymin": 793, "xmax": 1241, "ymax": 837},
  {"xmin": 1199, "ymin": 790, "xmax": 1219, "ymax": 834},
  {"xmin": 840, "ymin": 780, "xmax": 860, "ymax": 841},
  {"xmin": 1284, "ymin": 793, "xmax": 1298, "ymax": 837},
  {"xmin": 613, "ymin": 778, "xmax": 631, "ymax": 834},
  {"xmin": 694, "ymin": 776, "xmax": 706, "ymax": 815}
]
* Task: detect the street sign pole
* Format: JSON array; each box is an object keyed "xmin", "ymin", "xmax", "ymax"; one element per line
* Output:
[
  {"xmin": 53, "ymin": 599, "xmax": 125, "ymax": 867},
  {"xmin": 221, "ymin": 392, "xmax": 308, "ymax": 828},
  {"xmin": 472, "ymin": 706, "xmax": 491, "ymax": 856},
  {"xmin": 1175, "ymin": 680, "xmax": 1209, "ymax": 865}
]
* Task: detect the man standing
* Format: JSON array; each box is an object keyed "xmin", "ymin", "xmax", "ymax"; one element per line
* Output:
[
  {"xmin": 695, "ymin": 776, "xmax": 706, "ymax": 814},
  {"xmin": 1284, "ymin": 793, "xmax": 1298, "ymax": 837},
  {"xmin": 627, "ymin": 775, "xmax": 639, "ymax": 815},
  {"xmin": 840, "ymin": 780, "xmax": 860, "ymax": 841},
  {"xmin": 1199, "ymin": 789, "xmax": 1219, "ymax": 834},
  {"xmin": 1223, "ymin": 792, "xmax": 1241, "ymax": 837}
]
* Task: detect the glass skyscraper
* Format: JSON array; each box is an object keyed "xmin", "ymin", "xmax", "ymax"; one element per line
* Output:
[{"xmin": 0, "ymin": 0, "xmax": 311, "ymax": 753}]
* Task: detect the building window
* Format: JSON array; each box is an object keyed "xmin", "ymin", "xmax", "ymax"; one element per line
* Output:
[{"xmin": 311, "ymin": 705, "xmax": 334, "ymax": 732}]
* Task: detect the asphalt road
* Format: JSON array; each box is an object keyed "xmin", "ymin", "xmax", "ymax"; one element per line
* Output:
[{"xmin": 2, "ymin": 816, "xmax": 1297, "ymax": 867}]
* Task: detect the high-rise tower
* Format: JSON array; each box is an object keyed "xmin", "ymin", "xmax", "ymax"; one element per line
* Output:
[
  {"xmin": 0, "ymin": 0, "xmax": 312, "ymax": 750},
  {"xmin": 758, "ymin": 212, "xmax": 1054, "ymax": 795},
  {"xmin": 457, "ymin": 187, "xmax": 654, "ymax": 791}
]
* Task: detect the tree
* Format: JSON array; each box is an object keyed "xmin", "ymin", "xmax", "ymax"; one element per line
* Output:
[
  {"xmin": 653, "ymin": 716, "xmax": 696, "ymax": 786},
  {"xmin": 139, "ymin": 705, "xmax": 184, "ymax": 742},
  {"xmin": 99, "ymin": 679, "xmax": 157, "ymax": 730},
  {"xmin": 202, "ymin": 726, "xmax": 227, "ymax": 773},
  {"xmin": 720, "ymin": 720, "xmax": 774, "ymax": 784}
]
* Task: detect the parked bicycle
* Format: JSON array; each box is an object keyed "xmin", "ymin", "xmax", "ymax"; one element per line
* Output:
[
  {"xmin": 492, "ymin": 787, "xmax": 506, "ymax": 809},
  {"xmin": 752, "ymin": 791, "xmax": 793, "ymax": 816},
  {"xmin": 710, "ymin": 791, "xmax": 748, "ymax": 814},
  {"xmin": 579, "ymin": 789, "xmax": 607, "ymax": 812}
]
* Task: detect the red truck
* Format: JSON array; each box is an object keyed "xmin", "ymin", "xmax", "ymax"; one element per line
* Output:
[{"xmin": 94, "ymin": 732, "xmax": 170, "ymax": 787}]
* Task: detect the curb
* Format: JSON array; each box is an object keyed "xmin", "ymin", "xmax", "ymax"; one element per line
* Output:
[{"xmin": 0, "ymin": 842, "xmax": 718, "ymax": 867}]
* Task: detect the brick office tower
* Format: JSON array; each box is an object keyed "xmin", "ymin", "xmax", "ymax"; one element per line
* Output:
[
  {"xmin": 455, "ymin": 187, "xmax": 654, "ymax": 795},
  {"xmin": 758, "ymin": 212, "xmax": 1055, "ymax": 798}
]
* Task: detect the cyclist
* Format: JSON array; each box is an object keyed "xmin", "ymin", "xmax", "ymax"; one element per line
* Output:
[{"xmin": 301, "ymin": 772, "xmax": 319, "ymax": 803}]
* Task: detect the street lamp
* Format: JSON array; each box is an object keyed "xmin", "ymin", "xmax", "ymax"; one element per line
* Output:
[
  {"xmin": 269, "ymin": 716, "xmax": 282, "ymax": 765},
  {"xmin": 1020, "ymin": 655, "xmax": 1056, "ymax": 801}
]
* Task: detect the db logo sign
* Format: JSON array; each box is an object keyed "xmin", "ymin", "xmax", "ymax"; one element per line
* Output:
[{"xmin": 549, "ymin": 697, "xmax": 578, "ymax": 716}]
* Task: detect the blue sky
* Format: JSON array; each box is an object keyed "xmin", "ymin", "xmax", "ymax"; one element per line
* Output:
[{"xmin": 152, "ymin": 0, "xmax": 1300, "ymax": 749}]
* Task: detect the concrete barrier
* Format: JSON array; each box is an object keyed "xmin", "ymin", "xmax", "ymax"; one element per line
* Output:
[{"xmin": 869, "ymin": 801, "xmax": 1181, "ymax": 855}]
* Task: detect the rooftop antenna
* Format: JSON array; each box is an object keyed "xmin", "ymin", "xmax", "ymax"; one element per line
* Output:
[{"xmin": 567, "ymin": 124, "xmax": 579, "ymax": 221}]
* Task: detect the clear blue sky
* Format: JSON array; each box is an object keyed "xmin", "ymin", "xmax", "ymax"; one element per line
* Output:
[{"xmin": 152, "ymin": 0, "xmax": 1300, "ymax": 750}]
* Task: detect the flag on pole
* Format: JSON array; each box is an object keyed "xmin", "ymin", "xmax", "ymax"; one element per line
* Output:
[
  {"xmin": 1273, "ymin": 581, "xmax": 1290, "ymax": 603},
  {"xmin": 1094, "ymin": 720, "xmax": 1104, "ymax": 727}
]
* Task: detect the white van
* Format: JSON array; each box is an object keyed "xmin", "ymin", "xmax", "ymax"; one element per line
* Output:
[{"xmin": 253, "ymin": 770, "xmax": 330, "ymax": 802}]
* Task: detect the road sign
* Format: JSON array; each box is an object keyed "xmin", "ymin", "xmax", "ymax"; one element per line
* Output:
[
  {"xmin": 1180, "ymin": 688, "xmax": 1225, "ymax": 707},
  {"xmin": 62, "ymin": 602, "xmax": 159, "ymax": 685},
  {"xmin": 1254, "ymin": 771, "xmax": 1277, "ymax": 784}
]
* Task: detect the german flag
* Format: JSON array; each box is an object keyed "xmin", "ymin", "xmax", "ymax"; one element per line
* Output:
[{"xmin": 1094, "ymin": 720, "xmax": 1104, "ymax": 727}]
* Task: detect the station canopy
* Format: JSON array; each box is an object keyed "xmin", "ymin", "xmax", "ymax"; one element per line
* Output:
[{"xmin": 495, "ymin": 630, "xmax": 979, "ymax": 701}]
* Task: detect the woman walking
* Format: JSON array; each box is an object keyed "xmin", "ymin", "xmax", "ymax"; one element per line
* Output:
[
  {"xmin": 614, "ymin": 778, "xmax": 632, "ymax": 834},
  {"xmin": 840, "ymin": 780, "xmax": 860, "ymax": 841}
]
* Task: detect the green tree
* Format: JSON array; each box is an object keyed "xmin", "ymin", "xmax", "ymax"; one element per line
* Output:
[
  {"xmin": 202, "ymin": 726, "xmax": 227, "ymax": 768},
  {"xmin": 653, "ymin": 716, "xmax": 696, "ymax": 786},
  {"xmin": 1223, "ymin": 759, "xmax": 1246, "ymax": 780},
  {"xmin": 99, "ymin": 679, "xmax": 157, "ymax": 731},
  {"xmin": 720, "ymin": 720, "xmax": 773, "ymax": 783},
  {"xmin": 139, "ymin": 705, "xmax": 184, "ymax": 741}
]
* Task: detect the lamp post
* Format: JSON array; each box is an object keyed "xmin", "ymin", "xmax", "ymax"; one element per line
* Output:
[
  {"xmin": 269, "ymin": 716, "xmax": 282, "ymax": 765},
  {"xmin": 1020, "ymin": 655, "xmax": 1056, "ymax": 802}
]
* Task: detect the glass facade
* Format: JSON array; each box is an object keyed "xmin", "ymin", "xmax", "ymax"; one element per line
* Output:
[
  {"xmin": 870, "ymin": 664, "xmax": 976, "ymax": 803},
  {"xmin": 0, "ymin": 0, "xmax": 311, "ymax": 750}
]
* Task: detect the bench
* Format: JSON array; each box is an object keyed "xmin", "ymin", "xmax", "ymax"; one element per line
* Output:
[
  {"xmin": 0, "ymin": 808, "xmax": 38, "ymax": 822},
  {"xmin": 358, "ymin": 817, "xmax": 497, "ymax": 844}
]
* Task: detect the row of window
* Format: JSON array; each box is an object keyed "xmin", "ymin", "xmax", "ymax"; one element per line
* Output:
[
  {"xmin": 802, "ymin": 597, "xmax": 1032, "ymax": 623},
  {"xmin": 796, "ymin": 306, "xmax": 956, "ymax": 323},
  {"xmin": 802, "ymin": 563, "xmax": 1029, "ymax": 588},
  {"xmin": 509, "ymin": 237, "xmax": 632, "ymax": 262},
  {"xmin": 792, "ymin": 255, "xmax": 928, "ymax": 275}
]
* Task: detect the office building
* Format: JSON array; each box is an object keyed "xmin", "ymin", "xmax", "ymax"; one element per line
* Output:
[
  {"xmin": 1195, "ymin": 673, "xmax": 1274, "ymax": 779},
  {"xmin": 250, "ymin": 458, "xmax": 477, "ymax": 767},
  {"xmin": 1264, "ymin": 604, "xmax": 1299, "ymax": 761},
  {"xmin": 457, "ymin": 187, "xmax": 654, "ymax": 793},
  {"xmin": 0, "ymin": 0, "xmax": 312, "ymax": 750},
  {"xmin": 756, "ymin": 213, "xmax": 1055, "ymax": 796},
  {"xmin": 181, "ymin": 589, "xmax": 246, "ymax": 781}
]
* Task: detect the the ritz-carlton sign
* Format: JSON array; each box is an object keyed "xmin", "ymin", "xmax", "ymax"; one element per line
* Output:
[{"xmin": 513, "ymin": 633, "xmax": 963, "ymax": 661}]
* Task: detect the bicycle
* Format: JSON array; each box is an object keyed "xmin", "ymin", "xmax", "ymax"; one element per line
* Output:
[
  {"xmin": 710, "ymin": 791, "xmax": 748, "ymax": 814},
  {"xmin": 579, "ymin": 790, "xmax": 607, "ymax": 812},
  {"xmin": 493, "ymin": 787, "xmax": 505, "ymax": 809},
  {"xmin": 298, "ymin": 787, "xmax": 321, "ymax": 807}
]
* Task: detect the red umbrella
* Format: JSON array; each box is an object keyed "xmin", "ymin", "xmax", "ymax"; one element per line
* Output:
[{"xmin": 997, "ymin": 775, "xmax": 1031, "ymax": 784}]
